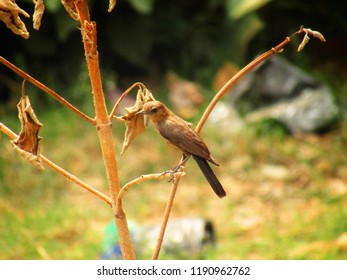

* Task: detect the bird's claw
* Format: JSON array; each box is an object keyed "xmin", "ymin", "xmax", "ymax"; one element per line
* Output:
[
  {"xmin": 160, "ymin": 165, "xmax": 184, "ymax": 183},
  {"xmin": 161, "ymin": 169, "xmax": 176, "ymax": 183}
]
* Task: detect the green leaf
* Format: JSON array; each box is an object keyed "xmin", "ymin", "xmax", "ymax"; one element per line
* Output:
[
  {"xmin": 127, "ymin": 0, "xmax": 154, "ymax": 14},
  {"xmin": 226, "ymin": 0, "xmax": 272, "ymax": 20},
  {"xmin": 223, "ymin": 14, "xmax": 264, "ymax": 65}
]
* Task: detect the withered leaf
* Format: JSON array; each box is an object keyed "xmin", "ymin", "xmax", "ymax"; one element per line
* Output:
[
  {"xmin": 12, "ymin": 95, "xmax": 44, "ymax": 170},
  {"xmin": 303, "ymin": 27, "xmax": 326, "ymax": 42},
  {"xmin": 297, "ymin": 33, "xmax": 310, "ymax": 52},
  {"xmin": 298, "ymin": 27, "xmax": 326, "ymax": 52},
  {"xmin": 61, "ymin": 0, "xmax": 79, "ymax": 21},
  {"xmin": 108, "ymin": 0, "xmax": 117, "ymax": 13},
  {"xmin": 310, "ymin": 30, "xmax": 326, "ymax": 42},
  {"xmin": 115, "ymin": 86, "xmax": 155, "ymax": 154},
  {"xmin": 119, "ymin": 113, "xmax": 146, "ymax": 154},
  {"xmin": 33, "ymin": 0, "xmax": 45, "ymax": 30},
  {"xmin": 0, "ymin": 0, "xmax": 30, "ymax": 39}
]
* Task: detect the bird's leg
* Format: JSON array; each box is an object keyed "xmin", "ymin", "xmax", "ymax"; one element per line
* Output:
[
  {"xmin": 161, "ymin": 154, "xmax": 190, "ymax": 183},
  {"xmin": 173, "ymin": 153, "xmax": 190, "ymax": 172}
]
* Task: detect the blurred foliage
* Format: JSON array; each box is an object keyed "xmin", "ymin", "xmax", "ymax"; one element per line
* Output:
[
  {"xmin": 1, "ymin": 107, "xmax": 347, "ymax": 259},
  {"xmin": 248, "ymin": 118, "xmax": 290, "ymax": 140},
  {"xmin": 1, "ymin": 0, "xmax": 345, "ymax": 110},
  {"xmin": 0, "ymin": 0, "xmax": 277, "ymax": 103}
]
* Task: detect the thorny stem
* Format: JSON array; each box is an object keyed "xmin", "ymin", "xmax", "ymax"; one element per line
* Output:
[
  {"xmin": 0, "ymin": 122, "xmax": 112, "ymax": 206},
  {"xmin": 152, "ymin": 26, "xmax": 321, "ymax": 259},
  {"xmin": 0, "ymin": 56, "xmax": 95, "ymax": 125},
  {"xmin": 74, "ymin": 0, "xmax": 135, "ymax": 259}
]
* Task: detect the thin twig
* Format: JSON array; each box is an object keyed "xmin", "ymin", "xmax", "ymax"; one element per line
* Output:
[
  {"xmin": 115, "ymin": 171, "xmax": 185, "ymax": 220},
  {"xmin": 151, "ymin": 174, "xmax": 181, "ymax": 260},
  {"xmin": 196, "ymin": 26, "xmax": 323, "ymax": 132},
  {"xmin": 109, "ymin": 82, "xmax": 146, "ymax": 120},
  {"xmin": 41, "ymin": 155, "xmax": 112, "ymax": 206},
  {"xmin": 0, "ymin": 56, "xmax": 95, "ymax": 125},
  {"xmin": 0, "ymin": 122, "xmax": 112, "ymax": 206},
  {"xmin": 196, "ymin": 44, "xmax": 286, "ymax": 133},
  {"xmin": 151, "ymin": 155, "xmax": 186, "ymax": 260}
]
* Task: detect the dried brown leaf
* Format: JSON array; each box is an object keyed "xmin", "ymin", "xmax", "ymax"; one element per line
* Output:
[
  {"xmin": 309, "ymin": 30, "xmax": 326, "ymax": 42},
  {"xmin": 108, "ymin": 0, "xmax": 117, "ymax": 13},
  {"xmin": 120, "ymin": 113, "xmax": 146, "ymax": 154},
  {"xmin": 11, "ymin": 95, "xmax": 44, "ymax": 169},
  {"xmin": 0, "ymin": 0, "xmax": 30, "ymax": 39},
  {"xmin": 115, "ymin": 86, "xmax": 155, "ymax": 154},
  {"xmin": 301, "ymin": 27, "xmax": 326, "ymax": 42},
  {"xmin": 61, "ymin": 0, "xmax": 79, "ymax": 21},
  {"xmin": 297, "ymin": 33, "xmax": 310, "ymax": 52},
  {"xmin": 33, "ymin": 0, "xmax": 45, "ymax": 30},
  {"xmin": 297, "ymin": 27, "xmax": 326, "ymax": 52}
]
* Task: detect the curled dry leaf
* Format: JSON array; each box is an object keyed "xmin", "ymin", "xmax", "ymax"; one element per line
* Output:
[
  {"xmin": 11, "ymin": 95, "xmax": 44, "ymax": 170},
  {"xmin": 297, "ymin": 27, "xmax": 326, "ymax": 52},
  {"xmin": 61, "ymin": 0, "xmax": 79, "ymax": 21},
  {"xmin": 108, "ymin": 0, "xmax": 117, "ymax": 13},
  {"xmin": 302, "ymin": 27, "xmax": 326, "ymax": 42},
  {"xmin": 297, "ymin": 33, "xmax": 310, "ymax": 52},
  {"xmin": 115, "ymin": 86, "xmax": 155, "ymax": 154},
  {"xmin": 0, "ymin": 0, "xmax": 30, "ymax": 39},
  {"xmin": 311, "ymin": 30, "xmax": 326, "ymax": 42},
  {"xmin": 33, "ymin": 0, "xmax": 45, "ymax": 30}
]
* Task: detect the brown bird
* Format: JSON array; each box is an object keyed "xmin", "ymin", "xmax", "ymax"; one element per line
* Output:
[{"xmin": 137, "ymin": 100, "xmax": 226, "ymax": 198}]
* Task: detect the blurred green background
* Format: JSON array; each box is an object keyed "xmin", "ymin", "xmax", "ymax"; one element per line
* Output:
[{"xmin": 1, "ymin": 0, "xmax": 347, "ymax": 259}]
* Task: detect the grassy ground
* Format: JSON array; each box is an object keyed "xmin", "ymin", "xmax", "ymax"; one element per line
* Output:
[{"xmin": 1, "ymin": 106, "xmax": 347, "ymax": 259}]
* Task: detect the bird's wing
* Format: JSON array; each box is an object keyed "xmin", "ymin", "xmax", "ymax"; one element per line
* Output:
[{"xmin": 158, "ymin": 116, "xmax": 216, "ymax": 164}]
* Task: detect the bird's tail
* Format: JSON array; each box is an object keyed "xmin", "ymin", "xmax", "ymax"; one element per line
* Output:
[{"xmin": 192, "ymin": 155, "xmax": 226, "ymax": 198}]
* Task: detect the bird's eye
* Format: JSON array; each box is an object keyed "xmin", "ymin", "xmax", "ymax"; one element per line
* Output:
[{"xmin": 150, "ymin": 108, "xmax": 158, "ymax": 113}]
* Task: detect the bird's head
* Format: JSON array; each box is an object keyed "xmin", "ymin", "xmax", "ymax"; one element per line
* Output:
[{"xmin": 136, "ymin": 101, "xmax": 168, "ymax": 122}]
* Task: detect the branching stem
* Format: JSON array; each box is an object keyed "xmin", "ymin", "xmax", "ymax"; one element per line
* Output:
[
  {"xmin": 152, "ymin": 25, "xmax": 321, "ymax": 260},
  {"xmin": 115, "ymin": 172, "xmax": 185, "ymax": 220},
  {"xmin": 0, "ymin": 56, "xmax": 95, "ymax": 125}
]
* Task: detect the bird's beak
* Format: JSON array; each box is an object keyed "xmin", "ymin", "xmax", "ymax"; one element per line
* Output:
[
  {"xmin": 135, "ymin": 109, "xmax": 150, "ymax": 126},
  {"xmin": 135, "ymin": 109, "xmax": 146, "ymax": 115}
]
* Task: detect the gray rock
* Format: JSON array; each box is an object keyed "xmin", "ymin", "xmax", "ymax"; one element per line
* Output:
[
  {"xmin": 230, "ymin": 56, "xmax": 339, "ymax": 133},
  {"xmin": 134, "ymin": 217, "xmax": 215, "ymax": 257}
]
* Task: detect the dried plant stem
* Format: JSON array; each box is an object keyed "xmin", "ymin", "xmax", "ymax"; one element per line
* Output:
[
  {"xmin": 42, "ymin": 155, "xmax": 112, "ymax": 205},
  {"xmin": 74, "ymin": 0, "xmax": 135, "ymax": 259},
  {"xmin": 196, "ymin": 25, "xmax": 320, "ymax": 131},
  {"xmin": 115, "ymin": 172, "xmax": 185, "ymax": 219},
  {"xmin": 0, "ymin": 122, "xmax": 112, "ymax": 205},
  {"xmin": 151, "ymin": 174, "xmax": 181, "ymax": 260},
  {"xmin": 0, "ymin": 56, "xmax": 95, "ymax": 125},
  {"xmin": 196, "ymin": 39, "xmax": 289, "ymax": 132},
  {"xmin": 152, "ymin": 27, "xmax": 308, "ymax": 259}
]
